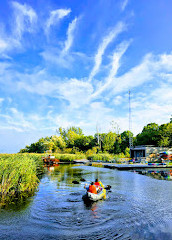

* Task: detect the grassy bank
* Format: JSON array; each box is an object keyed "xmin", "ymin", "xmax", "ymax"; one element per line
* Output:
[
  {"xmin": 0, "ymin": 153, "xmax": 44, "ymax": 207},
  {"xmin": 54, "ymin": 153, "xmax": 86, "ymax": 162},
  {"xmin": 87, "ymin": 153, "xmax": 113, "ymax": 162},
  {"xmin": 47, "ymin": 153, "xmax": 129, "ymax": 162}
]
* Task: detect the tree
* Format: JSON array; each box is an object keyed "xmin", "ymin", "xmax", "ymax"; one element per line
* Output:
[
  {"xmin": 58, "ymin": 126, "xmax": 83, "ymax": 140},
  {"xmin": 50, "ymin": 135, "xmax": 66, "ymax": 150},
  {"xmin": 158, "ymin": 136, "xmax": 170, "ymax": 147},
  {"xmin": 26, "ymin": 138, "xmax": 47, "ymax": 153},
  {"xmin": 74, "ymin": 135, "xmax": 95, "ymax": 152},
  {"xmin": 136, "ymin": 123, "xmax": 160, "ymax": 146},
  {"xmin": 113, "ymin": 135, "xmax": 122, "ymax": 154},
  {"xmin": 120, "ymin": 130, "xmax": 133, "ymax": 153},
  {"xmin": 124, "ymin": 147, "xmax": 130, "ymax": 157},
  {"xmin": 102, "ymin": 132, "xmax": 117, "ymax": 153},
  {"xmin": 158, "ymin": 122, "xmax": 172, "ymax": 147}
]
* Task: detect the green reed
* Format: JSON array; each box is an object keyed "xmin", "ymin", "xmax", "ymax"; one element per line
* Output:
[
  {"xmin": 54, "ymin": 153, "xmax": 86, "ymax": 162},
  {"xmin": 0, "ymin": 153, "xmax": 45, "ymax": 207},
  {"xmin": 87, "ymin": 153, "xmax": 113, "ymax": 162}
]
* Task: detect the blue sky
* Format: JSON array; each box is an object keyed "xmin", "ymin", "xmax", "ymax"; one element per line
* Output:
[{"xmin": 0, "ymin": 0, "xmax": 172, "ymax": 153}]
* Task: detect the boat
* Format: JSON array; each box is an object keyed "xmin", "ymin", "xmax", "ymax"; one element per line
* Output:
[{"xmin": 82, "ymin": 188, "xmax": 106, "ymax": 202}]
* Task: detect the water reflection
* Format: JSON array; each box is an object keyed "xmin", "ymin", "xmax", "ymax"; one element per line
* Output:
[
  {"xmin": 47, "ymin": 164, "xmax": 90, "ymax": 186},
  {"xmin": 1, "ymin": 164, "xmax": 172, "ymax": 240},
  {"xmin": 83, "ymin": 200, "xmax": 99, "ymax": 218},
  {"xmin": 134, "ymin": 169, "xmax": 172, "ymax": 180}
]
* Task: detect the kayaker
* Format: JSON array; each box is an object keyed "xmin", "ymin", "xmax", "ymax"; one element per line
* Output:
[
  {"xmin": 94, "ymin": 179, "xmax": 100, "ymax": 186},
  {"xmin": 88, "ymin": 182, "xmax": 97, "ymax": 194},
  {"xmin": 95, "ymin": 179, "xmax": 104, "ymax": 188}
]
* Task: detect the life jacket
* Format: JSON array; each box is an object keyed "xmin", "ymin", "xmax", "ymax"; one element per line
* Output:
[
  {"xmin": 99, "ymin": 181, "xmax": 104, "ymax": 188},
  {"xmin": 95, "ymin": 181, "xmax": 104, "ymax": 188},
  {"xmin": 95, "ymin": 182, "xmax": 100, "ymax": 186},
  {"xmin": 88, "ymin": 185, "xmax": 97, "ymax": 194}
]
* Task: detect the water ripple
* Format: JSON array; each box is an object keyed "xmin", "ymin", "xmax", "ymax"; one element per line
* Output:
[{"xmin": 1, "ymin": 165, "xmax": 172, "ymax": 240}]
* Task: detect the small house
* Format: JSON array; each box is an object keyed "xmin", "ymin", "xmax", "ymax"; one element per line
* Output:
[{"xmin": 130, "ymin": 145, "xmax": 172, "ymax": 161}]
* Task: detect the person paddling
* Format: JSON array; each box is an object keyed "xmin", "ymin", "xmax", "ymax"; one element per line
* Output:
[
  {"xmin": 95, "ymin": 178, "xmax": 104, "ymax": 188},
  {"xmin": 94, "ymin": 178, "xmax": 100, "ymax": 186},
  {"xmin": 88, "ymin": 182, "xmax": 97, "ymax": 194},
  {"xmin": 94, "ymin": 178, "xmax": 104, "ymax": 193}
]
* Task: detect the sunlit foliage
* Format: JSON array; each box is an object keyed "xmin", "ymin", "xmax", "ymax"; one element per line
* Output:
[
  {"xmin": 0, "ymin": 153, "xmax": 44, "ymax": 207},
  {"xmin": 20, "ymin": 119, "xmax": 172, "ymax": 155}
]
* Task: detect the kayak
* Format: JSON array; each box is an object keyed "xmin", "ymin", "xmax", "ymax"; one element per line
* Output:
[{"xmin": 83, "ymin": 188, "xmax": 106, "ymax": 202}]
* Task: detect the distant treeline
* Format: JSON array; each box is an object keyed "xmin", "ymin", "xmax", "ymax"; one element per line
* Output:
[{"xmin": 20, "ymin": 119, "xmax": 172, "ymax": 155}]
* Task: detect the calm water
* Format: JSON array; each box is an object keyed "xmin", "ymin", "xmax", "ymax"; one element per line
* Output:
[{"xmin": 1, "ymin": 164, "xmax": 172, "ymax": 240}]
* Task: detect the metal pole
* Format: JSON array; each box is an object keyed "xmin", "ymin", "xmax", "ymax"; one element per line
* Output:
[
  {"xmin": 96, "ymin": 124, "xmax": 99, "ymax": 146},
  {"xmin": 129, "ymin": 90, "xmax": 133, "ymax": 149}
]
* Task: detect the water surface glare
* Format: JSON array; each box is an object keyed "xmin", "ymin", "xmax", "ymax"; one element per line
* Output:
[{"xmin": 1, "ymin": 164, "xmax": 172, "ymax": 240}]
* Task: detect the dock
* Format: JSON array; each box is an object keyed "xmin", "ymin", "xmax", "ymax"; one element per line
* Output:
[
  {"xmin": 73, "ymin": 159, "xmax": 90, "ymax": 164},
  {"xmin": 102, "ymin": 163, "xmax": 172, "ymax": 170}
]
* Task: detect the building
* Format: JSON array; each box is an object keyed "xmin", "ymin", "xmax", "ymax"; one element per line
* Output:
[{"xmin": 130, "ymin": 145, "xmax": 172, "ymax": 161}]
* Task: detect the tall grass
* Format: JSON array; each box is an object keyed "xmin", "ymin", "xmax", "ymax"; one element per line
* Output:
[
  {"xmin": 25, "ymin": 153, "xmax": 45, "ymax": 176},
  {"xmin": 54, "ymin": 153, "xmax": 86, "ymax": 162},
  {"xmin": 87, "ymin": 153, "xmax": 113, "ymax": 162},
  {"xmin": 0, "ymin": 153, "xmax": 44, "ymax": 207}
]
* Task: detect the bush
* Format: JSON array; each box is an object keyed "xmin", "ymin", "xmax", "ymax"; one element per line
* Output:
[
  {"xmin": 87, "ymin": 153, "xmax": 113, "ymax": 162},
  {"xmin": 53, "ymin": 153, "xmax": 86, "ymax": 162},
  {"xmin": 86, "ymin": 147, "xmax": 98, "ymax": 156}
]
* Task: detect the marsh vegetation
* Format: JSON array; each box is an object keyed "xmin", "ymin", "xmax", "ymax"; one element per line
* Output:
[{"xmin": 0, "ymin": 153, "xmax": 44, "ymax": 207}]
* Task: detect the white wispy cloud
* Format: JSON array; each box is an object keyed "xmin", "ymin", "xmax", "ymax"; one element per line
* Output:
[
  {"xmin": 158, "ymin": 53, "xmax": 172, "ymax": 71},
  {"xmin": 113, "ymin": 95, "xmax": 123, "ymax": 105},
  {"xmin": 58, "ymin": 78, "xmax": 93, "ymax": 108},
  {"xmin": 0, "ymin": 33, "xmax": 21, "ymax": 54},
  {"xmin": 91, "ymin": 40, "xmax": 131, "ymax": 98},
  {"xmin": 0, "ymin": 39, "xmax": 8, "ymax": 51},
  {"xmin": 0, "ymin": 62, "xmax": 12, "ymax": 75},
  {"xmin": 12, "ymin": 1, "xmax": 37, "ymax": 40},
  {"xmin": 0, "ymin": 2, "xmax": 37, "ymax": 55},
  {"xmin": 0, "ymin": 98, "xmax": 4, "ymax": 104},
  {"xmin": 41, "ymin": 17, "xmax": 79, "ymax": 67},
  {"xmin": 18, "ymin": 80, "xmax": 57, "ymax": 96},
  {"xmin": 45, "ymin": 8, "xmax": 71, "ymax": 36},
  {"xmin": 17, "ymin": 75, "xmax": 93, "ymax": 108},
  {"xmin": 40, "ymin": 49, "xmax": 74, "ymax": 68},
  {"xmin": 88, "ymin": 21, "xmax": 126, "ymax": 83},
  {"xmin": 108, "ymin": 54, "xmax": 153, "ymax": 96},
  {"xmin": 40, "ymin": 48, "xmax": 90, "ymax": 69},
  {"xmin": 0, "ymin": 105, "xmax": 61, "ymax": 135},
  {"xmin": 0, "ymin": 107, "xmax": 35, "ymax": 132},
  {"xmin": 62, "ymin": 17, "xmax": 78, "ymax": 53},
  {"xmin": 121, "ymin": 0, "xmax": 129, "ymax": 11},
  {"xmin": 110, "ymin": 52, "xmax": 172, "ymax": 95},
  {"xmin": 83, "ymin": 101, "xmax": 116, "ymax": 134}
]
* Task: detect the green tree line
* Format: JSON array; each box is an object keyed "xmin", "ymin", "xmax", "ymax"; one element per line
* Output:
[{"xmin": 20, "ymin": 119, "xmax": 172, "ymax": 155}]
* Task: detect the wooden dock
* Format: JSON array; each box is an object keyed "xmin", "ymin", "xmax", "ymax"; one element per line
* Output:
[
  {"xmin": 102, "ymin": 163, "xmax": 172, "ymax": 170},
  {"xmin": 73, "ymin": 159, "xmax": 90, "ymax": 164}
]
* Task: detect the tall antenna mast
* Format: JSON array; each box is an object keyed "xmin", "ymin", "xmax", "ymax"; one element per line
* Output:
[
  {"xmin": 129, "ymin": 90, "xmax": 133, "ymax": 149},
  {"xmin": 96, "ymin": 123, "xmax": 99, "ymax": 146}
]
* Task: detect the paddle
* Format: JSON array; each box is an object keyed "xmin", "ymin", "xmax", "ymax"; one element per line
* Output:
[{"xmin": 104, "ymin": 185, "xmax": 111, "ymax": 190}]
